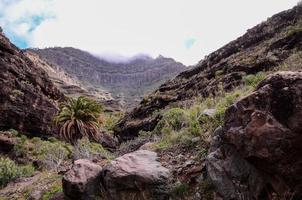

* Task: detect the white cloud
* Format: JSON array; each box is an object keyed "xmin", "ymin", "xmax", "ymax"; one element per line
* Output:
[{"xmin": 0, "ymin": 0, "xmax": 300, "ymax": 65}]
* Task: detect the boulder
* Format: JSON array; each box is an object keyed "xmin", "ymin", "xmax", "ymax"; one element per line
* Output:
[
  {"xmin": 207, "ymin": 72, "xmax": 302, "ymax": 199},
  {"xmin": 101, "ymin": 150, "xmax": 171, "ymax": 200},
  {"xmin": 97, "ymin": 132, "xmax": 118, "ymax": 151},
  {"xmin": 62, "ymin": 159, "xmax": 102, "ymax": 200}
]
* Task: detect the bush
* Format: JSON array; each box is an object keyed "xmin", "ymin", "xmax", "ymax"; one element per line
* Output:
[
  {"xmin": 243, "ymin": 72, "xmax": 266, "ymax": 88},
  {"xmin": 14, "ymin": 135, "xmax": 28, "ymax": 157},
  {"xmin": 0, "ymin": 157, "xmax": 34, "ymax": 187},
  {"xmin": 73, "ymin": 137, "xmax": 112, "ymax": 160},
  {"xmin": 154, "ymin": 108, "xmax": 187, "ymax": 134},
  {"xmin": 172, "ymin": 181, "xmax": 189, "ymax": 197},
  {"xmin": 27, "ymin": 137, "xmax": 71, "ymax": 171}
]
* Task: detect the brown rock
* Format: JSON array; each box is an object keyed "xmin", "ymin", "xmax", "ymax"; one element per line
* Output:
[
  {"xmin": 0, "ymin": 29, "xmax": 63, "ymax": 137},
  {"xmin": 0, "ymin": 132, "xmax": 15, "ymax": 153},
  {"xmin": 207, "ymin": 72, "xmax": 302, "ymax": 199},
  {"xmin": 62, "ymin": 159, "xmax": 102, "ymax": 200}
]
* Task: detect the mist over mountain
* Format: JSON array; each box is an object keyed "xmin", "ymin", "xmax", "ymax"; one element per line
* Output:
[{"xmin": 29, "ymin": 47, "xmax": 186, "ymax": 109}]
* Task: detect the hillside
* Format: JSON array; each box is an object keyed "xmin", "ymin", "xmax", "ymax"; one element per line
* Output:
[
  {"xmin": 25, "ymin": 51, "xmax": 121, "ymax": 112},
  {"xmin": 2, "ymin": 3, "xmax": 302, "ymax": 200},
  {"xmin": 0, "ymin": 29, "xmax": 63, "ymax": 137},
  {"xmin": 30, "ymin": 47, "xmax": 186, "ymax": 109},
  {"xmin": 115, "ymin": 4, "xmax": 302, "ymax": 141}
]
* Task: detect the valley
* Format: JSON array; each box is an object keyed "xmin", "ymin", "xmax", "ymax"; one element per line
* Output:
[
  {"xmin": 29, "ymin": 47, "xmax": 186, "ymax": 110},
  {"xmin": 0, "ymin": 3, "xmax": 302, "ymax": 200}
]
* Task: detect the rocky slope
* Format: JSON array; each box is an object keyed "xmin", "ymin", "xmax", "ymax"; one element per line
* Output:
[
  {"xmin": 25, "ymin": 51, "xmax": 121, "ymax": 112},
  {"xmin": 0, "ymin": 29, "xmax": 63, "ymax": 137},
  {"xmin": 115, "ymin": 4, "xmax": 302, "ymax": 141},
  {"xmin": 29, "ymin": 47, "xmax": 186, "ymax": 109},
  {"xmin": 207, "ymin": 71, "xmax": 302, "ymax": 199}
]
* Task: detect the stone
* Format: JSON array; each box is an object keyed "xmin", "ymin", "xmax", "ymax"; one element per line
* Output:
[
  {"xmin": 207, "ymin": 72, "xmax": 302, "ymax": 199},
  {"xmin": 139, "ymin": 142, "xmax": 155, "ymax": 150},
  {"xmin": 62, "ymin": 159, "xmax": 102, "ymax": 200},
  {"xmin": 202, "ymin": 109, "xmax": 216, "ymax": 117},
  {"xmin": 97, "ymin": 132, "xmax": 118, "ymax": 151},
  {"xmin": 101, "ymin": 150, "xmax": 171, "ymax": 200},
  {"xmin": 28, "ymin": 190, "xmax": 42, "ymax": 200}
]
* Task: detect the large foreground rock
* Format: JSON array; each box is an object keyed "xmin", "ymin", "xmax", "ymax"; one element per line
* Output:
[
  {"xmin": 101, "ymin": 150, "xmax": 171, "ymax": 200},
  {"xmin": 207, "ymin": 72, "xmax": 302, "ymax": 199},
  {"xmin": 62, "ymin": 159, "xmax": 102, "ymax": 200}
]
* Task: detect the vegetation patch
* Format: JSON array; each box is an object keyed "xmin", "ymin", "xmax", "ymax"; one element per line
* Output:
[
  {"xmin": 0, "ymin": 157, "xmax": 34, "ymax": 188},
  {"xmin": 73, "ymin": 137, "xmax": 113, "ymax": 160}
]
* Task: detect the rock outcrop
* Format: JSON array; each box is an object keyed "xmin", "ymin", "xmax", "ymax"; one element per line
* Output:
[
  {"xmin": 115, "ymin": 5, "xmax": 302, "ymax": 141},
  {"xmin": 62, "ymin": 159, "xmax": 103, "ymax": 200},
  {"xmin": 207, "ymin": 72, "xmax": 302, "ymax": 199},
  {"xmin": 63, "ymin": 150, "xmax": 171, "ymax": 200},
  {"xmin": 29, "ymin": 47, "xmax": 186, "ymax": 109},
  {"xmin": 101, "ymin": 150, "xmax": 171, "ymax": 200},
  {"xmin": 0, "ymin": 30, "xmax": 63, "ymax": 136}
]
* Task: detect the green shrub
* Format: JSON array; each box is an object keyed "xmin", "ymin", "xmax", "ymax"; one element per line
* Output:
[
  {"xmin": 215, "ymin": 70, "xmax": 224, "ymax": 77},
  {"xmin": 28, "ymin": 137, "xmax": 72, "ymax": 170},
  {"xmin": 14, "ymin": 135, "xmax": 28, "ymax": 157},
  {"xmin": 188, "ymin": 120, "xmax": 202, "ymax": 136},
  {"xmin": 154, "ymin": 108, "xmax": 187, "ymax": 134},
  {"xmin": 0, "ymin": 157, "xmax": 34, "ymax": 187},
  {"xmin": 172, "ymin": 181, "xmax": 189, "ymax": 197},
  {"xmin": 243, "ymin": 72, "xmax": 266, "ymax": 88},
  {"xmin": 153, "ymin": 129, "xmax": 193, "ymax": 150},
  {"xmin": 73, "ymin": 137, "xmax": 113, "ymax": 160}
]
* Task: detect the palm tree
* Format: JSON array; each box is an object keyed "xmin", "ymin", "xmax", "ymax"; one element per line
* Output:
[{"xmin": 54, "ymin": 96, "xmax": 103, "ymax": 144}]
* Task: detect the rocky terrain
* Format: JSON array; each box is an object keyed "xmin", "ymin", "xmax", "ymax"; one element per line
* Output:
[
  {"xmin": 115, "ymin": 4, "xmax": 302, "ymax": 141},
  {"xmin": 208, "ymin": 71, "xmax": 302, "ymax": 199},
  {"xmin": 25, "ymin": 51, "xmax": 121, "ymax": 112},
  {"xmin": 0, "ymin": 29, "xmax": 63, "ymax": 137},
  {"xmin": 30, "ymin": 47, "xmax": 186, "ymax": 109},
  {"xmin": 1, "ymin": 3, "xmax": 302, "ymax": 200}
]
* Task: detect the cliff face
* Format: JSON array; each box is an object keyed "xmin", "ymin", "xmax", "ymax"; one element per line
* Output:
[
  {"xmin": 114, "ymin": 5, "xmax": 302, "ymax": 141},
  {"xmin": 25, "ymin": 51, "xmax": 121, "ymax": 112},
  {"xmin": 30, "ymin": 48, "xmax": 186, "ymax": 109},
  {"xmin": 0, "ymin": 30, "xmax": 64, "ymax": 137}
]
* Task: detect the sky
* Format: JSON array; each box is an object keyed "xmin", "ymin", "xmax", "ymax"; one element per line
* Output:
[{"xmin": 0, "ymin": 0, "xmax": 299, "ymax": 65}]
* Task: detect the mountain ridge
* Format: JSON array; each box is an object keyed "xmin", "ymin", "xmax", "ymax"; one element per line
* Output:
[
  {"xmin": 29, "ymin": 47, "xmax": 186, "ymax": 109},
  {"xmin": 114, "ymin": 4, "xmax": 302, "ymax": 141}
]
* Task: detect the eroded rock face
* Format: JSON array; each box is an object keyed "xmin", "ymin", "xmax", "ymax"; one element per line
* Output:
[
  {"xmin": 62, "ymin": 159, "xmax": 102, "ymax": 200},
  {"xmin": 101, "ymin": 150, "xmax": 171, "ymax": 200},
  {"xmin": 0, "ymin": 30, "xmax": 63, "ymax": 136},
  {"xmin": 207, "ymin": 72, "xmax": 302, "ymax": 199}
]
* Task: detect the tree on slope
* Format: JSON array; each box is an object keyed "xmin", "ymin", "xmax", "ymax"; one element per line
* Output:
[{"xmin": 54, "ymin": 96, "xmax": 103, "ymax": 144}]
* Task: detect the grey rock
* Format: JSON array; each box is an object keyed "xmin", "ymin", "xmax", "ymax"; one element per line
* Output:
[
  {"xmin": 62, "ymin": 159, "xmax": 102, "ymax": 200},
  {"xmin": 101, "ymin": 150, "xmax": 171, "ymax": 200}
]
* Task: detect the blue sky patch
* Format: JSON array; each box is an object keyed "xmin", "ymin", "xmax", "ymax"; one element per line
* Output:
[
  {"xmin": 184, "ymin": 38, "xmax": 196, "ymax": 49},
  {"xmin": 4, "ymin": 30, "xmax": 28, "ymax": 49}
]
